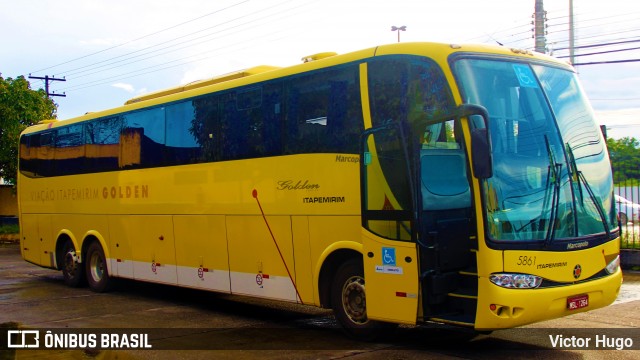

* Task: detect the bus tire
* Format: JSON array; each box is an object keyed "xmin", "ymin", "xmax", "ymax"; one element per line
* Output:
[
  {"xmin": 619, "ymin": 212, "xmax": 628, "ymax": 225},
  {"xmin": 85, "ymin": 242, "xmax": 113, "ymax": 293},
  {"xmin": 331, "ymin": 258, "xmax": 395, "ymax": 340},
  {"xmin": 61, "ymin": 240, "xmax": 85, "ymax": 287}
]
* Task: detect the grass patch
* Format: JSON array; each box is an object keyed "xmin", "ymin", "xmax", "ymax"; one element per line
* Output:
[
  {"xmin": 620, "ymin": 229, "xmax": 640, "ymax": 249},
  {"xmin": 0, "ymin": 224, "xmax": 19, "ymax": 235}
]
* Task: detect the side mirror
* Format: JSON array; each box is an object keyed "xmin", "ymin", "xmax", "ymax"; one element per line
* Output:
[
  {"xmin": 471, "ymin": 128, "xmax": 492, "ymax": 179},
  {"xmin": 456, "ymin": 104, "xmax": 492, "ymax": 179}
]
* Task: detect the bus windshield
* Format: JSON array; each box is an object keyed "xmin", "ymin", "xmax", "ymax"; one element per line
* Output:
[{"xmin": 453, "ymin": 57, "xmax": 617, "ymax": 243}]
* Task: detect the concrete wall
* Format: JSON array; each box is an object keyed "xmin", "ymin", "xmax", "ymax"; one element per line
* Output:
[{"xmin": 0, "ymin": 185, "xmax": 18, "ymax": 217}]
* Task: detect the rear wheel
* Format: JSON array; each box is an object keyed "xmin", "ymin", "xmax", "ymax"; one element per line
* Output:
[
  {"xmin": 331, "ymin": 258, "xmax": 395, "ymax": 340},
  {"xmin": 61, "ymin": 240, "xmax": 84, "ymax": 287},
  {"xmin": 85, "ymin": 242, "xmax": 113, "ymax": 292}
]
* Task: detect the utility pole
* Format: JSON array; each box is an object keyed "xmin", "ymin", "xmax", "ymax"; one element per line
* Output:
[
  {"xmin": 533, "ymin": 0, "xmax": 547, "ymax": 53},
  {"xmin": 569, "ymin": 0, "xmax": 576, "ymax": 64},
  {"xmin": 28, "ymin": 74, "xmax": 66, "ymax": 98}
]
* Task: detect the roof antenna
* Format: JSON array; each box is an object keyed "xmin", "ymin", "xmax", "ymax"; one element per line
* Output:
[{"xmin": 485, "ymin": 33, "xmax": 503, "ymax": 46}]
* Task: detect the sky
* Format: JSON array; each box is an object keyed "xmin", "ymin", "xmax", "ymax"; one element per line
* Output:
[{"xmin": 2, "ymin": 0, "xmax": 640, "ymax": 139}]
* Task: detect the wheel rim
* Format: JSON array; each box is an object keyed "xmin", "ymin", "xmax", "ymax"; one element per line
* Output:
[
  {"xmin": 64, "ymin": 250, "xmax": 78, "ymax": 278},
  {"xmin": 89, "ymin": 252, "xmax": 104, "ymax": 282},
  {"xmin": 341, "ymin": 275, "xmax": 368, "ymax": 324}
]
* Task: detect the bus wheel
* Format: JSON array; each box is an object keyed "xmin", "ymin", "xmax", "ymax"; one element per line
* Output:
[
  {"xmin": 331, "ymin": 259, "xmax": 394, "ymax": 340},
  {"xmin": 85, "ymin": 242, "xmax": 113, "ymax": 293},
  {"xmin": 61, "ymin": 240, "xmax": 85, "ymax": 287},
  {"xmin": 619, "ymin": 212, "xmax": 628, "ymax": 225}
]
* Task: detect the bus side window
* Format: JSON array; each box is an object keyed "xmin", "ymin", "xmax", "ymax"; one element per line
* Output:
[
  {"xmin": 85, "ymin": 117, "xmax": 122, "ymax": 173},
  {"xmin": 38, "ymin": 131, "xmax": 56, "ymax": 177},
  {"xmin": 19, "ymin": 135, "xmax": 34, "ymax": 177},
  {"xmin": 219, "ymin": 84, "xmax": 282, "ymax": 161},
  {"xmin": 285, "ymin": 64, "xmax": 361, "ymax": 155},
  {"xmin": 122, "ymin": 107, "xmax": 166, "ymax": 168},
  {"xmin": 285, "ymin": 73, "xmax": 329, "ymax": 154},
  {"xmin": 165, "ymin": 101, "xmax": 201, "ymax": 165},
  {"xmin": 261, "ymin": 83, "xmax": 283, "ymax": 156},
  {"xmin": 192, "ymin": 94, "xmax": 221, "ymax": 162},
  {"xmin": 55, "ymin": 124, "xmax": 85, "ymax": 176}
]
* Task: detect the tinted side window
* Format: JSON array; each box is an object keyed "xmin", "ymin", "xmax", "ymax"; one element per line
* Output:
[
  {"xmin": 285, "ymin": 64, "xmax": 362, "ymax": 154},
  {"xmin": 192, "ymin": 94, "xmax": 221, "ymax": 162},
  {"xmin": 19, "ymin": 135, "xmax": 34, "ymax": 176},
  {"xmin": 85, "ymin": 117, "xmax": 122, "ymax": 173},
  {"xmin": 37, "ymin": 131, "xmax": 56, "ymax": 176},
  {"xmin": 369, "ymin": 56, "xmax": 454, "ymax": 128},
  {"xmin": 19, "ymin": 63, "xmax": 367, "ymax": 178},
  {"xmin": 166, "ymin": 101, "xmax": 201, "ymax": 165},
  {"xmin": 219, "ymin": 84, "xmax": 283, "ymax": 161},
  {"xmin": 55, "ymin": 124, "xmax": 85, "ymax": 176},
  {"xmin": 122, "ymin": 107, "xmax": 165, "ymax": 168},
  {"xmin": 220, "ymin": 91, "xmax": 247, "ymax": 160}
]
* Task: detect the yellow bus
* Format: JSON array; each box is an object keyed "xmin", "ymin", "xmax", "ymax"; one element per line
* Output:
[{"xmin": 18, "ymin": 42, "xmax": 622, "ymax": 339}]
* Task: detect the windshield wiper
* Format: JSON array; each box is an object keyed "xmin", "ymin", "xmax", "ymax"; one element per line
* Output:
[
  {"xmin": 543, "ymin": 135, "xmax": 562, "ymax": 247},
  {"xmin": 565, "ymin": 143, "xmax": 611, "ymax": 238}
]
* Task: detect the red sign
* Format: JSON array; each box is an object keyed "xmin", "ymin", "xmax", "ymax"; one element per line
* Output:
[{"xmin": 567, "ymin": 294, "xmax": 589, "ymax": 310}]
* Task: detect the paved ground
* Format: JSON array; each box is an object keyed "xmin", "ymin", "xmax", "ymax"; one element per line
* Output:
[{"xmin": 0, "ymin": 242, "xmax": 639, "ymax": 359}]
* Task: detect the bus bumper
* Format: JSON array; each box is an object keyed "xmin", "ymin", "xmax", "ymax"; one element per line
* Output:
[{"xmin": 474, "ymin": 269, "xmax": 623, "ymax": 330}]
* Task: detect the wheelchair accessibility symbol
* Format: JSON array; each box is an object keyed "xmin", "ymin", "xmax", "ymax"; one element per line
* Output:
[
  {"xmin": 512, "ymin": 64, "xmax": 539, "ymax": 89},
  {"xmin": 382, "ymin": 247, "xmax": 396, "ymax": 266}
]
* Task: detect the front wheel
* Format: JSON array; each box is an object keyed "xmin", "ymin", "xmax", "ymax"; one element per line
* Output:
[
  {"xmin": 85, "ymin": 242, "xmax": 113, "ymax": 292},
  {"xmin": 331, "ymin": 258, "xmax": 395, "ymax": 340}
]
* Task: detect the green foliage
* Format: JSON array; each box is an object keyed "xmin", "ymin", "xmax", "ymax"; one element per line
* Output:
[
  {"xmin": 0, "ymin": 75, "xmax": 57, "ymax": 185},
  {"xmin": 0, "ymin": 224, "xmax": 19, "ymax": 235},
  {"xmin": 606, "ymin": 137, "xmax": 640, "ymax": 184}
]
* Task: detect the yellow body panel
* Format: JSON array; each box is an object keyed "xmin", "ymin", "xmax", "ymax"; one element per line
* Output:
[
  {"xmin": 503, "ymin": 240, "xmax": 619, "ymax": 282},
  {"xmin": 20, "ymin": 214, "xmax": 43, "ymax": 265},
  {"xmin": 476, "ymin": 268, "xmax": 622, "ymax": 330},
  {"xmin": 173, "ymin": 215, "xmax": 230, "ymax": 290},
  {"xmin": 19, "ymin": 154, "xmax": 362, "ymax": 304},
  {"xmin": 362, "ymin": 230, "xmax": 419, "ymax": 324},
  {"xmin": 475, "ymin": 240, "xmax": 622, "ymax": 330}
]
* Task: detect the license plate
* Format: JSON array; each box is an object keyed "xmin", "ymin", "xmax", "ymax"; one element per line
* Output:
[{"xmin": 567, "ymin": 294, "xmax": 589, "ymax": 310}]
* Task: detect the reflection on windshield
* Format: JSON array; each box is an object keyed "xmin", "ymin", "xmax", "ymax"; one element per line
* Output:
[
  {"xmin": 532, "ymin": 64, "xmax": 617, "ymax": 235},
  {"xmin": 454, "ymin": 58, "xmax": 615, "ymax": 242}
]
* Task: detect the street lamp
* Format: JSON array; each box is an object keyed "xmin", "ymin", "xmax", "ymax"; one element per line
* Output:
[{"xmin": 391, "ymin": 25, "xmax": 406, "ymax": 42}]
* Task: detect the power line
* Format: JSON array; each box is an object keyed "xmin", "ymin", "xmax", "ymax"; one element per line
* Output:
[
  {"xmin": 30, "ymin": 0, "xmax": 251, "ymax": 74},
  {"xmin": 557, "ymin": 46, "xmax": 640, "ymax": 59},
  {"xmin": 546, "ymin": 10, "xmax": 640, "ymax": 29},
  {"xmin": 553, "ymin": 38, "xmax": 640, "ymax": 52},
  {"xmin": 550, "ymin": 28, "xmax": 640, "ymax": 47},
  {"xmin": 573, "ymin": 58, "xmax": 640, "ymax": 66},
  {"xmin": 58, "ymin": 1, "xmax": 316, "ymax": 93},
  {"xmin": 60, "ymin": 0, "xmax": 305, "ymax": 79},
  {"xmin": 58, "ymin": 21, "xmax": 300, "ymax": 93}
]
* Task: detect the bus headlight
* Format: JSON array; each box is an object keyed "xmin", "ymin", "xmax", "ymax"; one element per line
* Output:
[
  {"xmin": 605, "ymin": 255, "xmax": 620, "ymax": 274},
  {"xmin": 490, "ymin": 273, "xmax": 542, "ymax": 289}
]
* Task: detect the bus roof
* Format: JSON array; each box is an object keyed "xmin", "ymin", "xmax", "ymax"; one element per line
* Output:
[
  {"xmin": 22, "ymin": 42, "xmax": 571, "ymax": 135},
  {"xmin": 124, "ymin": 65, "xmax": 281, "ymax": 105}
]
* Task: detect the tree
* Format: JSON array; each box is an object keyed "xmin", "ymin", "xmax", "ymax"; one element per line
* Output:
[
  {"xmin": 0, "ymin": 75, "xmax": 57, "ymax": 185},
  {"xmin": 606, "ymin": 137, "xmax": 640, "ymax": 184}
]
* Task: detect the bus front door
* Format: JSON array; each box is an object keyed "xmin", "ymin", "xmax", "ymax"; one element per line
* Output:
[{"xmin": 360, "ymin": 124, "xmax": 420, "ymax": 324}]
